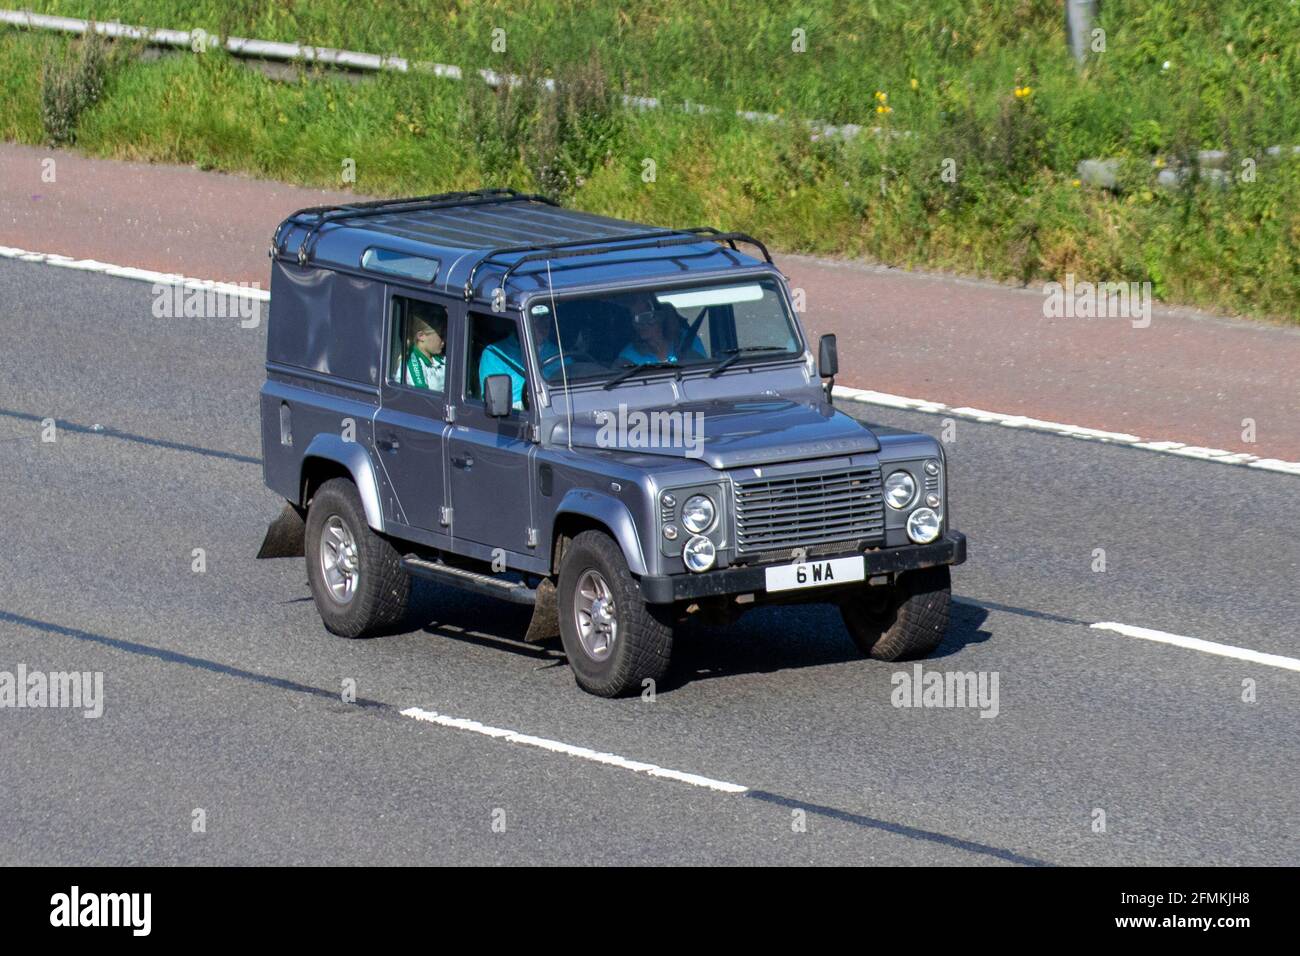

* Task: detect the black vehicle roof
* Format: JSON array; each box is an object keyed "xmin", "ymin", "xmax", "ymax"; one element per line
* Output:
[{"xmin": 271, "ymin": 190, "xmax": 773, "ymax": 304}]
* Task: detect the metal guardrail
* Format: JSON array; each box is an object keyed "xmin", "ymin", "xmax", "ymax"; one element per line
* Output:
[{"xmin": 0, "ymin": 8, "xmax": 873, "ymax": 141}]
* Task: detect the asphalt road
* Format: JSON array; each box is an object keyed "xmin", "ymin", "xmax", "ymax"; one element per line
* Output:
[{"xmin": 1, "ymin": 258, "xmax": 1296, "ymax": 865}]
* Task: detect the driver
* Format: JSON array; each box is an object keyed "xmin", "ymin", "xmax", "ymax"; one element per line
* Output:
[{"xmin": 617, "ymin": 291, "xmax": 706, "ymax": 366}]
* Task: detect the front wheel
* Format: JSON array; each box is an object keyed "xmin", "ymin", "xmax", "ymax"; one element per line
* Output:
[
  {"xmin": 557, "ymin": 530, "xmax": 673, "ymax": 697},
  {"xmin": 840, "ymin": 566, "xmax": 951, "ymax": 661},
  {"xmin": 304, "ymin": 478, "xmax": 411, "ymax": 637}
]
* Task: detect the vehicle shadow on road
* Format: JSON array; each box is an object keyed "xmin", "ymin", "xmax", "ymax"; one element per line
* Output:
[
  {"xmin": 403, "ymin": 579, "xmax": 993, "ymax": 693},
  {"xmin": 935, "ymin": 599, "xmax": 993, "ymax": 658},
  {"xmin": 663, "ymin": 597, "xmax": 992, "ymax": 689},
  {"xmin": 409, "ymin": 579, "xmax": 564, "ymax": 661}
]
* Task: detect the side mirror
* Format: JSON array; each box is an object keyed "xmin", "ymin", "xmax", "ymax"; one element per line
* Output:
[
  {"xmin": 484, "ymin": 374, "xmax": 513, "ymax": 417},
  {"xmin": 817, "ymin": 333, "xmax": 839, "ymax": 378}
]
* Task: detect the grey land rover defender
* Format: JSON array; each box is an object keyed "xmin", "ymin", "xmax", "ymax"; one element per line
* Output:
[{"xmin": 258, "ymin": 190, "xmax": 967, "ymax": 697}]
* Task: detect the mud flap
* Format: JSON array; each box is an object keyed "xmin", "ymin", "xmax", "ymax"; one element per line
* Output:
[
  {"xmin": 256, "ymin": 503, "xmax": 306, "ymax": 559},
  {"xmin": 522, "ymin": 577, "xmax": 560, "ymax": 642}
]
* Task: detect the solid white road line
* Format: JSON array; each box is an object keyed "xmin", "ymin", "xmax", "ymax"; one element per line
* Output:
[
  {"xmin": 1090, "ymin": 622, "xmax": 1300, "ymax": 673},
  {"xmin": 399, "ymin": 706, "xmax": 750, "ymax": 793},
  {"xmin": 0, "ymin": 245, "xmax": 269, "ymax": 300},
  {"xmin": 3, "ymin": 242, "xmax": 1297, "ymax": 476},
  {"xmin": 833, "ymin": 386, "xmax": 1300, "ymax": 476}
]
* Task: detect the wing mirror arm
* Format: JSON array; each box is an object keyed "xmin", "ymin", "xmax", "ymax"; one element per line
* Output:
[{"xmin": 817, "ymin": 333, "xmax": 839, "ymax": 404}]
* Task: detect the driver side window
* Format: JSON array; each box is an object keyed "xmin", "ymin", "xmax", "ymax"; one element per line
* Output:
[{"xmin": 467, "ymin": 311, "xmax": 527, "ymax": 413}]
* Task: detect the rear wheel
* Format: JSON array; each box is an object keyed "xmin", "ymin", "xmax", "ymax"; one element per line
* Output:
[
  {"xmin": 557, "ymin": 530, "xmax": 673, "ymax": 697},
  {"xmin": 305, "ymin": 478, "xmax": 410, "ymax": 637},
  {"xmin": 840, "ymin": 566, "xmax": 951, "ymax": 660}
]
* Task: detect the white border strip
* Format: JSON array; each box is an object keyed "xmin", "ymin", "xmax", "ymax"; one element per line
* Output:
[
  {"xmin": 1090, "ymin": 622, "xmax": 1300, "ymax": 672},
  {"xmin": 0, "ymin": 245, "xmax": 268, "ymax": 300},
  {"xmin": 2, "ymin": 242, "xmax": 1295, "ymax": 476},
  {"xmin": 400, "ymin": 706, "xmax": 749, "ymax": 793},
  {"xmin": 834, "ymin": 386, "xmax": 1300, "ymax": 476}
]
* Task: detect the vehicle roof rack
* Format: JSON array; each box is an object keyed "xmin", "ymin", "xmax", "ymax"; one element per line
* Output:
[
  {"xmin": 274, "ymin": 189, "xmax": 558, "ymax": 266},
  {"xmin": 462, "ymin": 227, "xmax": 773, "ymax": 301}
]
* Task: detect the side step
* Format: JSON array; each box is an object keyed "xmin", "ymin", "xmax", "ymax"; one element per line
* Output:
[{"xmin": 401, "ymin": 555, "xmax": 537, "ymax": 606}]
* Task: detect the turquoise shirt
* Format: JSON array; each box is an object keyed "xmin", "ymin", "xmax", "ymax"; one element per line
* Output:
[
  {"xmin": 616, "ymin": 333, "xmax": 706, "ymax": 367},
  {"xmin": 479, "ymin": 334, "xmax": 562, "ymax": 410}
]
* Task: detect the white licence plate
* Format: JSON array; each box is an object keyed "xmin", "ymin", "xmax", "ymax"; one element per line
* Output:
[{"xmin": 764, "ymin": 555, "xmax": 865, "ymax": 593}]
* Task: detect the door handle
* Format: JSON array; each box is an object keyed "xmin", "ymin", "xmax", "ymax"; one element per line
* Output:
[
  {"xmin": 377, "ymin": 436, "xmax": 401, "ymax": 452},
  {"xmin": 452, "ymin": 453, "xmax": 474, "ymax": 469}
]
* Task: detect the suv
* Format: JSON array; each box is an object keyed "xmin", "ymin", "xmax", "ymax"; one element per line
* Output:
[{"xmin": 258, "ymin": 190, "xmax": 967, "ymax": 696}]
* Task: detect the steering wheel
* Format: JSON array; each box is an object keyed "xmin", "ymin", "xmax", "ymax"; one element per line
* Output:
[{"xmin": 541, "ymin": 350, "xmax": 594, "ymax": 373}]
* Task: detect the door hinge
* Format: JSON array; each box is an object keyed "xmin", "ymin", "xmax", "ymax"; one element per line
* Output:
[
  {"xmin": 526, "ymin": 527, "xmax": 538, "ymax": 548},
  {"xmin": 440, "ymin": 506, "xmax": 453, "ymax": 526},
  {"xmin": 444, "ymin": 404, "xmax": 456, "ymax": 423}
]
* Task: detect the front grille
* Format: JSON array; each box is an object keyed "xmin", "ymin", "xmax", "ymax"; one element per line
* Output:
[{"xmin": 733, "ymin": 467, "xmax": 884, "ymax": 555}]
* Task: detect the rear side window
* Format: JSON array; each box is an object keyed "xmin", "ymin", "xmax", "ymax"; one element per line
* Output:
[
  {"xmin": 388, "ymin": 296, "xmax": 449, "ymax": 395},
  {"xmin": 363, "ymin": 248, "xmax": 439, "ymax": 282}
]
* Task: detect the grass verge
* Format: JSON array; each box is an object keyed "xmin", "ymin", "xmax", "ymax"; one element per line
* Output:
[{"xmin": 1, "ymin": 1, "xmax": 1298, "ymax": 321}]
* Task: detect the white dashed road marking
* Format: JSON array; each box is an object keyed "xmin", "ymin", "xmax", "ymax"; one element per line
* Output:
[
  {"xmin": 400, "ymin": 706, "xmax": 750, "ymax": 793},
  {"xmin": 1090, "ymin": 622, "xmax": 1300, "ymax": 673},
  {"xmin": 404, "ymin": 620, "xmax": 1300, "ymax": 792}
]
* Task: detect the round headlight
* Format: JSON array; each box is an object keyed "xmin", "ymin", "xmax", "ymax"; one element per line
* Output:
[
  {"xmin": 682, "ymin": 535, "xmax": 716, "ymax": 573},
  {"xmin": 885, "ymin": 471, "xmax": 916, "ymax": 510},
  {"xmin": 681, "ymin": 494, "xmax": 716, "ymax": 534},
  {"xmin": 907, "ymin": 507, "xmax": 942, "ymax": 544}
]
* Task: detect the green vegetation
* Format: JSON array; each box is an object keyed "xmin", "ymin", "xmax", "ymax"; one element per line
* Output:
[
  {"xmin": 2, "ymin": 1, "xmax": 1299, "ymax": 320},
  {"xmin": 39, "ymin": 28, "xmax": 109, "ymax": 144}
]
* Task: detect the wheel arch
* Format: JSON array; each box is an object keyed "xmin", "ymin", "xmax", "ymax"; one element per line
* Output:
[
  {"xmin": 552, "ymin": 491, "xmax": 648, "ymax": 577},
  {"xmin": 299, "ymin": 433, "xmax": 385, "ymax": 532}
]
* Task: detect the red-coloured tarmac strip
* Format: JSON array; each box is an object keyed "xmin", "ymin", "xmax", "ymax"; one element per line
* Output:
[{"xmin": 2, "ymin": 143, "xmax": 1296, "ymax": 460}]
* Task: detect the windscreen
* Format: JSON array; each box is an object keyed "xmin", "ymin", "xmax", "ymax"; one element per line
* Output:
[{"xmin": 529, "ymin": 277, "xmax": 801, "ymax": 386}]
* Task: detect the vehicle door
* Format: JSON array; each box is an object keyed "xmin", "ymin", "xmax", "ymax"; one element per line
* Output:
[
  {"xmin": 373, "ymin": 289, "xmax": 454, "ymax": 534},
  {"xmin": 446, "ymin": 309, "xmax": 535, "ymax": 556}
]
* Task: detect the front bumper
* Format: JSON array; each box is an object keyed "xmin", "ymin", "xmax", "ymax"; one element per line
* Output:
[{"xmin": 638, "ymin": 531, "xmax": 966, "ymax": 604}]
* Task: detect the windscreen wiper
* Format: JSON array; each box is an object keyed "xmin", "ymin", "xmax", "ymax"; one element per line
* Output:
[
  {"xmin": 603, "ymin": 360, "xmax": 682, "ymax": 389},
  {"xmin": 708, "ymin": 345, "xmax": 789, "ymax": 377}
]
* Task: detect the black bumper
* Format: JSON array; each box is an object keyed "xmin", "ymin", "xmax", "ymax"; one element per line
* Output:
[{"xmin": 638, "ymin": 532, "xmax": 967, "ymax": 604}]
